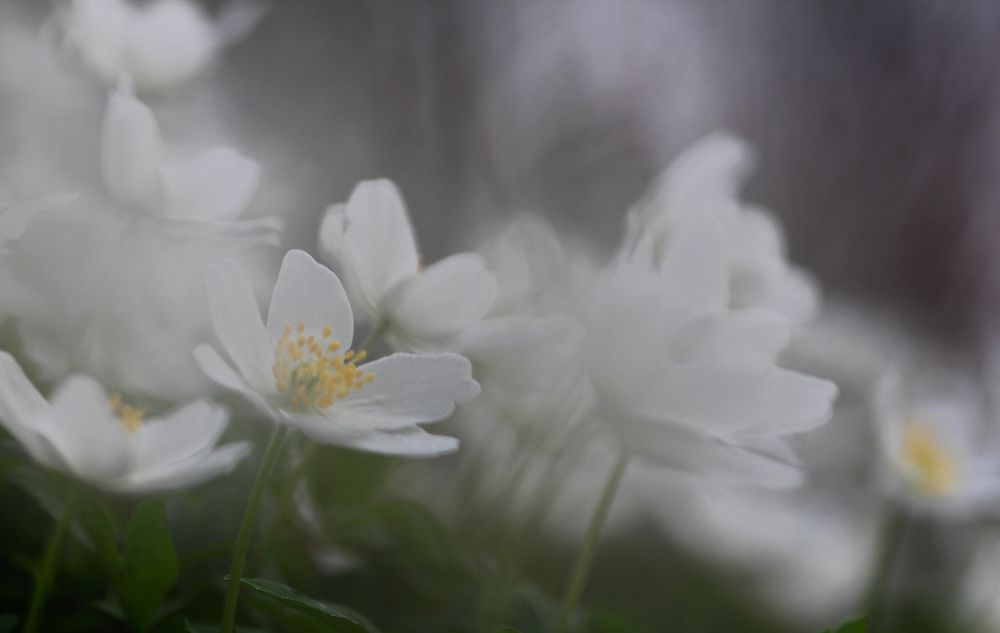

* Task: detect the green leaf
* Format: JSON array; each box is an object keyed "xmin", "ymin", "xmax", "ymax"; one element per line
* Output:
[
  {"xmin": 116, "ymin": 501, "xmax": 179, "ymax": 631},
  {"xmin": 241, "ymin": 577, "xmax": 379, "ymax": 632},
  {"xmin": 78, "ymin": 492, "xmax": 121, "ymax": 575},
  {"xmin": 0, "ymin": 615, "xmax": 18, "ymax": 633},
  {"xmin": 149, "ymin": 614, "xmax": 195, "ymax": 633},
  {"xmin": 587, "ymin": 610, "xmax": 649, "ymax": 633},
  {"xmin": 6, "ymin": 464, "xmax": 93, "ymax": 548},
  {"xmin": 822, "ymin": 616, "xmax": 867, "ymax": 633}
]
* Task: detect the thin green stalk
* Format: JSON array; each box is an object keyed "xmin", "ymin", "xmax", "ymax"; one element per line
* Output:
[
  {"xmin": 250, "ymin": 440, "xmax": 314, "ymax": 573},
  {"xmin": 23, "ymin": 482, "xmax": 82, "ymax": 633},
  {"xmin": 865, "ymin": 502, "xmax": 909, "ymax": 633},
  {"xmin": 222, "ymin": 424, "xmax": 289, "ymax": 633},
  {"xmin": 555, "ymin": 447, "xmax": 629, "ymax": 633}
]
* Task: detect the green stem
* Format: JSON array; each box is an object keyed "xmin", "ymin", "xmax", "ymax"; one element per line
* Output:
[
  {"xmin": 250, "ymin": 440, "xmax": 314, "ymax": 573},
  {"xmin": 23, "ymin": 482, "xmax": 82, "ymax": 633},
  {"xmin": 865, "ymin": 502, "xmax": 908, "ymax": 633},
  {"xmin": 222, "ymin": 424, "xmax": 289, "ymax": 633},
  {"xmin": 555, "ymin": 447, "xmax": 629, "ymax": 633}
]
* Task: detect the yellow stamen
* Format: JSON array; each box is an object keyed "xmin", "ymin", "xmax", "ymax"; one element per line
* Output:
[
  {"xmin": 899, "ymin": 420, "xmax": 958, "ymax": 496},
  {"xmin": 271, "ymin": 322, "xmax": 374, "ymax": 412},
  {"xmin": 109, "ymin": 394, "xmax": 145, "ymax": 433}
]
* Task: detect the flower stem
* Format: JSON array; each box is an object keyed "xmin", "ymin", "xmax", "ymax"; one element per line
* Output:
[
  {"xmin": 555, "ymin": 447, "xmax": 629, "ymax": 633},
  {"xmin": 23, "ymin": 482, "xmax": 82, "ymax": 633},
  {"xmin": 222, "ymin": 424, "xmax": 289, "ymax": 633},
  {"xmin": 250, "ymin": 439, "xmax": 314, "ymax": 573},
  {"xmin": 865, "ymin": 502, "xmax": 909, "ymax": 633}
]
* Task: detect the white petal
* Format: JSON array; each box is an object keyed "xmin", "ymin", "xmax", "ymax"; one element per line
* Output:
[
  {"xmin": 765, "ymin": 269, "xmax": 819, "ymax": 324},
  {"xmin": 670, "ymin": 309, "xmax": 791, "ymax": 365},
  {"xmin": 265, "ymin": 249, "xmax": 354, "ymax": 348},
  {"xmin": 388, "ymin": 253, "xmax": 497, "ymax": 343},
  {"xmin": 456, "ymin": 315, "xmax": 561, "ymax": 360},
  {"xmin": 106, "ymin": 441, "xmax": 252, "ymax": 494},
  {"xmin": 643, "ymin": 132, "xmax": 754, "ymax": 226},
  {"xmin": 323, "ymin": 180, "xmax": 419, "ymax": 310},
  {"xmin": 753, "ymin": 368, "xmax": 838, "ymax": 434},
  {"xmin": 62, "ymin": 0, "xmax": 131, "ymax": 85},
  {"xmin": 278, "ymin": 410, "xmax": 374, "ymax": 442},
  {"xmin": 205, "ymin": 260, "xmax": 276, "ymax": 392},
  {"xmin": 0, "ymin": 352, "xmax": 63, "ymax": 468},
  {"xmin": 330, "ymin": 426, "xmax": 459, "ymax": 458},
  {"xmin": 156, "ymin": 147, "xmax": 260, "ymax": 221},
  {"xmin": 620, "ymin": 419, "xmax": 803, "ymax": 489},
  {"xmin": 47, "ymin": 376, "xmax": 132, "ymax": 483},
  {"xmin": 101, "ymin": 87, "xmax": 162, "ymax": 207},
  {"xmin": 657, "ymin": 210, "xmax": 730, "ymax": 313},
  {"xmin": 129, "ymin": 399, "xmax": 229, "ymax": 471},
  {"xmin": 318, "ymin": 204, "xmax": 378, "ymax": 322},
  {"xmin": 631, "ymin": 362, "xmax": 836, "ymax": 436},
  {"xmin": 194, "ymin": 344, "xmax": 277, "ymax": 418},
  {"xmin": 587, "ymin": 267, "xmax": 691, "ymax": 405},
  {"xmin": 0, "ymin": 193, "xmax": 77, "ymax": 242},
  {"xmin": 126, "ymin": 0, "xmax": 217, "ymax": 93},
  {"xmin": 326, "ymin": 353, "xmax": 479, "ymax": 431}
]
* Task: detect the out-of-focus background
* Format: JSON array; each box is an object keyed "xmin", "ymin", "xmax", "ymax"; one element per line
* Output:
[
  {"xmin": 4, "ymin": 2, "xmax": 1000, "ymax": 632},
  {"xmin": 193, "ymin": 0, "xmax": 1000, "ymax": 337},
  {"xmin": 7, "ymin": 0, "xmax": 1000, "ymax": 335}
]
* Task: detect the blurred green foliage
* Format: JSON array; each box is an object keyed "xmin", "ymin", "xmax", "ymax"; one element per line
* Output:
[{"xmin": 0, "ymin": 433, "xmax": 961, "ymax": 633}]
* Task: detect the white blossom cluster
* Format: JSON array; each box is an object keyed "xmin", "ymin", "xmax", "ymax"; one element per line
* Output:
[{"xmin": 2, "ymin": 2, "xmax": 1000, "ymax": 632}]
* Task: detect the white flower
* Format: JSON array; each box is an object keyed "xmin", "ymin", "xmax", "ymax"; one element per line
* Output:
[
  {"xmin": 0, "ymin": 351, "xmax": 250, "ymax": 493},
  {"xmin": 318, "ymin": 179, "xmax": 497, "ymax": 352},
  {"xmin": 587, "ymin": 227, "xmax": 837, "ymax": 487},
  {"xmin": 0, "ymin": 82, "xmax": 278, "ymax": 400},
  {"xmin": 628, "ymin": 133, "xmax": 818, "ymax": 325},
  {"xmin": 101, "ymin": 83, "xmax": 279, "ymax": 244},
  {"xmin": 873, "ymin": 370, "xmax": 1000, "ymax": 516},
  {"xmin": 195, "ymin": 249, "xmax": 480, "ymax": 457},
  {"xmin": 649, "ymin": 483, "xmax": 877, "ymax": 627},
  {"xmin": 57, "ymin": 0, "xmax": 267, "ymax": 94},
  {"xmin": 0, "ymin": 186, "xmax": 76, "ymax": 252}
]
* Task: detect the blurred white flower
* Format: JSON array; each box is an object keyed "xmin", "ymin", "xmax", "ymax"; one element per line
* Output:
[
  {"xmin": 56, "ymin": 0, "xmax": 267, "ymax": 94},
  {"xmin": 195, "ymin": 249, "xmax": 480, "ymax": 457},
  {"xmin": 0, "ymin": 186, "xmax": 76, "ymax": 252},
  {"xmin": 456, "ymin": 214, "xmax": 591, "ymax": 389},
  {"xmin": 0, "ymin": 351, "xmax": 250, "ymax": 493},
  {"xmin": 0, "ymin": 81, "xmax": 278, "ymax": 400},
  {"xmin": 628, "ymin": 132, "xmax": 818, "ymax": 325},
  {"xmin": 651, "ymin": 484, "xmax": 877, "ymax": 628},
  {"xmin": 873, "ymin": 370, "xmax": 1000, "ymax": 517},
  {"xmin": 587, "ymin": 222, "xmax": 837, "ymax": 487},
  {"xmin": 101, "ymin": 84, "xmax": 279, "ymax": 243},
  {"xmin": 319, "ymin": 179, "xmax": 497, "ymax": 352}
]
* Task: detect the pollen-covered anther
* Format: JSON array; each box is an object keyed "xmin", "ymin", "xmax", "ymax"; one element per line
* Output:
[
  {"xmin": 900, "ymin": 420, "xmax": 958, "ymax": 496},
  {"xmin": 109, "ymin": 394, "xmax": 145, "ymax": 433},
  {"xmin": 272, "ymin": 322, "xmax": 375, "ymax": 411}
]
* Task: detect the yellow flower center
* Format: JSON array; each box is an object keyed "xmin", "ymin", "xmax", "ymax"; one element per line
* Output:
[
  {"xmin": 899, "ymin": 420, "xmax": 958, "ymax": 496},
  {"xmin": 109, "ymin": 394, "xmax": 144, "ymax": 433},
  {"xmin": 271, "ymin": 322, "xmax": 374, "ymax": 411}
]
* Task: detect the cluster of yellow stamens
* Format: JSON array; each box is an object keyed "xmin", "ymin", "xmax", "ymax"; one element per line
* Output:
[
  {"xmin": 900, "ymin": 420, "xmax": 958, "ymax": 496},
  {"xmin": 109, "ymin": 394, "xmax": 145, "ymax": 433},
  {"xmin": 272, "ymin": 322, "xmax": 374, "ymax": 411}
]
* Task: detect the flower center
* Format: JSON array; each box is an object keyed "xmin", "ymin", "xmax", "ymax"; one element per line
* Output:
[
  {"xmin": 899, "ymin": 420, "xmax": 958, "ymax": 496},
  {"xmin": 109, "ymin": 394, "xmax": 144, "ymax": 433},
  {"xmin": 272, "ymin": 322, "xmax": 374, "ymax": 411}
]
